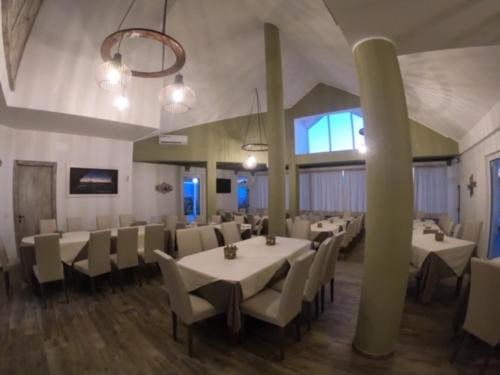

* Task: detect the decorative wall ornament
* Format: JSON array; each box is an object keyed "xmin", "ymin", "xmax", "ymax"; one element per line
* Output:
[
  {"xmin": 467, "ymin": 174, "xmax": 477, "ymax": 197},
  {"xmin": 155, "ymin": 182, "xmax": 173, "ymax": 194}
]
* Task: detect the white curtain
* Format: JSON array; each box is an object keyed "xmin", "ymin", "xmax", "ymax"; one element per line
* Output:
[
  {"xmin": 414, "ymin": 166, "xmax": 447, "ymax": 214},
  {"xmin": 299, "ymin": 173, "xmax": 311, "ymax": 210},
  {"xmin": 250, "ymin": 174, "xmax": 268, "ymax": 209},
  {"xmin": 308, "ymin": 170, "xmax": 344, "ymax": 211},
  {"xmin": 343, "ymin": 169, "xmax": 367, "ymax": 212}
]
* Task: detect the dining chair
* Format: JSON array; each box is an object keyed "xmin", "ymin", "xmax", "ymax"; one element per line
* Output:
[
  {"xmin": 221, "ymin": 222, "xmax": 241, "ymax": 245},
  {"xmin": 241, "ymin": 251, "xmax": 314, "ymax": 360},
  {"xmin": 461, "ymin": 221, "xmax": 482, "ymax": 245},
  {"xmin": 211, "ymin": 215, "xmax": 222, "ymax": 224},
  {"xmin": 96, "ymin": 215, "xmax": 112, "ymax": 230},
  {"xmin": 40, "ymin": 219, "xmax": 57, "ymax": 234},
  {"xmin": 444, "ymin": 220, "xmax": 455, "ymax": 237},
  {"xmin": 341, "ymin": 219, "xmax": 357, "ymax": 249},
  {"xmin": 66, "ymin": 217, "xmax": 83, "ymax": 232},
  {"xmin": 285, "ymin": 218, "xmax": 293, "ymax": 237},
  {"xmin": 198, "ymin": 226, "xmax": 219, "ymax": 251},
  {"xmin": 452, "ymin": 224, "xmax": 462, "ymax": 238},
  {"xmin": 290, "ymin": 219, "xmax": 311, "ymax": 240},
  {"xmin": 73, "ymin": 230, "xmax": 113, "ymax": 295},
  {"xmin": 0, "ymin": 237, "xmax": 12, "ymax": 295},
  {"xmin": 451, "ymin": 258, "xmax": 500, "ymax": 374},
  {"xmin": 234, "ymin": 215, "xmax": 245, "ymax": 225},
  {"xmin": 111, "ymin": 227, "xmax": 141, "ymax": 290},
  {"xmin": 119, "ymin": 214, "xmax": 135, "ymax": 227},
  {"xmin": 342, "ymin": 210, "xmax": 352, "ymax": 218},
  {"xmin": 166, "ymin": 216, "xmax": 178, "ymax": 252},
  {"xmin": 177, "ymin": 228, "xmax": 203, "ymax": 258},
  {"xmin": 139, "ymin": 224, "xmax": 165, "ymax": 282},
  {"xmin": 154, "ymin": 250, "xmax": 220, "ymax": 357},
  {"xmin": 33, "ymin": 233, "xmax": 68, "ymax": 306},
  {"xmin": 321, "ymin": 231, "xmax": 345, "ymax": 309}
]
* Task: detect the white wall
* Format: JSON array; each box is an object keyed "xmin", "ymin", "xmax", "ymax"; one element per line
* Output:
[
  {"xmin": 132, "ymin": 162, "xmax": 180, "ymax": 222},
  {"xmin": 0, "ymin": 124, "xmax": 133, "ymax": 260}
]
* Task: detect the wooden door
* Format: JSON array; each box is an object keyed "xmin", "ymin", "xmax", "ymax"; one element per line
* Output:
[{"xmin": 13, "ymin": 161, "xmax": 57, "ymax": 250}]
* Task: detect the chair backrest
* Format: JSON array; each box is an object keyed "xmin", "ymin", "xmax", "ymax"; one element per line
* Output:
[
  {"xmin": 452, "ymin": 223, "xmax": 462, "ymax": 238},
  {"xmin": 116, "ymin": 227, "xmax": 139, "ymax": 269},
  {"xmin": 87, "ymin": 230, "xmax": 111, "ymax": 277},
  {"xmin": 211, "ymin": 215, "xmax": 222, "ymax": 224},
  {"xmin": 221, "ymin": 222, "xmax": 241, "ymax": 244},
  {"xmin": 66, "ymin": 217, "xmax": 83, "ymax": 232},
  {"xmin": 247, "ymin": 214, "xmax": 256, "ymax": 231},
  {"xmin": 342, "ymin": 210, "xmax": 352, "ymax": 218},
  {"xmin": 39, "ymin": 219, "xmax": 57, "ymax": 234},
  {"xmin": 165, "ymin": 216, "xmax": 178, "ymax": 248},
  {"xmin": 278, "ymin": 251, "xmax": 314, "ymax": 326},
  {"xmin": 194, "ymin": 215, "xmax": 205, "ymax": 225},
  {"xmin": 285, "ymin": 218, "xmax": 293, "ymax": 237},
  {"xmin": 322, "ymin": 231, "xmax": 345, "ymax": 284},
  {"xmin": 444, "ymin": 220, "xmax": 455, "ymax": 236},
  {"xmin": 198, "ymin": 226, "xmax": 219, "ymax": 251},
  {"xmin": 176, "ymin": 228, "xmax": 203, "ymax": 258},
  {"xmin": 0, "ymin": 237, "xmax": 9, "ymax": 270},
  {"xmin": 96, "ymin": 215, "xmax": 112, "ymax": 230},
  {"xmin": 154, "ymin": 250, "xmax": 194, "ymax": 322},
  {"xmin": 291, "ymin": 219, "xmax": 311, "ymax": 240},
  {"xmin": 34, "ymin": 233, "xmax": 63, "ymax": 282},
  {"xmin": 461, "ymin": 221, "xmax": 482, "ymax": 244},
  {"xmin": 463, "ymin": 258, "xmax": 500, "ymax": 347},
  {"xmin": 304, "ymin": 238, "xmax": 332, "ymax": 302},
  {"xmin": 234, "ymin": 215, "xmax": 245, "ymax": 225},
  {"xmin": 119, "ymin": 214, "xmax": 135, "ymax": 228},
  {"xmin": 144, "ymin": 224, "xmax": 165, "ymax": 263}
]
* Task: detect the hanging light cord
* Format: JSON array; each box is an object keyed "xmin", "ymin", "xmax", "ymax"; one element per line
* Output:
[
  {"xmin": 116, "ymin": 0, "xmax": 137, "ymax": 53},
  {"xmin": 243, "ymin": 89, "xmax": 267, "ymax": 146},
  {"xmin": 243, "ymin": 91, "xmax": 257, "ymax": 144},
  {"xmin": 161, "ymin": 0, "xmax": 168, "ymax": 70}
]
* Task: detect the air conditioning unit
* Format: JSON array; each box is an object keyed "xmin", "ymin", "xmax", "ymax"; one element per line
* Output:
[{"xmin": 159, "ymin": 134, "xmax": 188, "ymax": 146}]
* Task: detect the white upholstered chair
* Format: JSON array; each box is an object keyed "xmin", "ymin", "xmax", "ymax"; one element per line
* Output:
[
  {"xmin": 139, "ymin": 224, "xmax": 165, "ymax": 264},
  {"xmin": 342, "ymin": 210, "xmax": 352, "ymax": 218},
  {"xmin": 451, "ymin": 258, "xmax": 500, "ymax": 373},
  {"xmin": 211, "ymin": 215, "xmax": 222, "ymax": 224},
  {"xmin": 452, "ymin": 224, "xmax": 462, "ymax": 238},
  {"xmin": 285, "ymin": 218, "xmax": 293, "ymax": 237},
  {"xmin": 119, "ymin": 214, "xmax": 135, "ymax": 227},
  {"xmin": 241, "ymin": 251, "xmax": 314, "ymax": 360},
  {"xmin": 40, "ymin": 219, "xmax": 57, "ymax": 234},
  {"xmin": 155, "ymin": 250, "xmax": 220, "ymax": 356},
  {"xmin": 234, "ymin": 215, "xmax": 245, "ymax": 225},
  {"xmin": 33, "ymin": 233, "xmax": 68, "ymax": 306},
  {"xmin": 461, "ymin": 221, "xmax": 482, "ymax": 245},
  {"xmin": 96, "ymin": 215, "xmax": 112, "ymax": 230},
  {"xmin": 66, "ymin": 217, "xmax": 83, "ymax": 232},
  {"xmin": 290, "ymin": 219, "xmax": 311, "ymax": 240},
  {"xmin": 198, "ymin": 226, "xmax": 219, "ymax": 251},
  {"xmin": 0, "ymin": 237, "xmax": 12, "ymax": 295},
  {"xmin": 73, "ymin": 230, "xmax": 113, "ymax": 295},
  {"xmin": 321, "ymin": 231, "xmax": 345, "ymax": 307},
  {"xmin": 176, "ymin": 228, "xmax": 203, "ymax": 258},
  {"xmin": 166, "ymin": 216, "xmax": 178, "ymax": 252},
  {"xmin": 221, "ymin": 222, "xmax": 241, "ymax": 245},
  {"xmin": 111, "ymin": 227, "xmax": 141, "ymax": 289}
]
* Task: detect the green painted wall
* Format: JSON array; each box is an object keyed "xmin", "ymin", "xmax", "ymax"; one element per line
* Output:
[{"xmin": 133, "ymin": 83, "xmax": 458, "ymax": 164}]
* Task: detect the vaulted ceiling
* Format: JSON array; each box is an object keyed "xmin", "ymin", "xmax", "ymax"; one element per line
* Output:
[{"xmin": 1, "ymin": 0, "xmax": 499, "ymax": 144}]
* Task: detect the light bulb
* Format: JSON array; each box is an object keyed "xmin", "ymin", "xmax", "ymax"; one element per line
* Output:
[
  {"xmin": 107, "ymin": 68, "xmax": 121, "ymax": 84},
  {"xmin": 192, "ymin": 177, "xmax": 199, "ymax": 184},
  {"xmin": 172, "ymin": 88, "xmax": 184, "ymax": 103},
  {"xmin": 358, "ymin": 144, "xmax": 367, "ymax": 154},
  {"xmin": 243, "ymin": 155, "xmax": 257, "ymax": 169},
  {"xmin": 113, "ymin": 95, "xmax": 130, "ymax": 111}
]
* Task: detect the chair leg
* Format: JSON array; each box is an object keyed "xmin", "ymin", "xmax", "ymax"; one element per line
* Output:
[
  {"xmin": 330, "ymin": 278, "xmax": 334, "ymax": 302},
  {"xmin": 63, "ymin": 278, "xmax": 69, "ymax": 304},
  {"xmin": 4, "ymin": 271, "xmax": 10, "ymax": 295},
  {"xmin": 187, "ymin": 325, "xmax": 193, "ymax": 357},
  {"xmin": 307, "ymin": 301, "xmax": 312, "ymax": 331},
  {"xmin": 137, "ymin": 266, "xmax": 143, "ymax": 287},
  {"xmin": 40, "ymin": 282, "xmax": 47, "ymax": 308},
  {"xmin": 119, "ymin": 269, "xmax": 124, "ymax": 292},
  {"xmin": 295, "ymin": 315, "xmax": 301, "ymax": 342},
  {"xmin": 172, "ymin": 312, "xmax": 178, "ymax": 341},
  {"xmin": 110, "ymin": 272, "xmax": 115, "ymax": 294},
  {"xmin": 315, "ymin": 294, "xmax": 319, "ymax": 318},
  {"xmin": 90, "ymin": 277, "xmax": 96, "ymax": 297},
  {"xmin": 451, "ymin": 331, "xmax": 468, "ymax": 363},
  {"xmin": 455, "ymin": 275, "xmax": 463, "ymax": 297},
  {"xmin": 321, "ymin": 285, "xmax": 325, "ymax": 313},
  {"xmin": 279, "ymin": 326, "xmax": 286, "ymax": 361},
  {"xmin": 479, "ymin": 346, "xmax": 496, "ymax": 375}
]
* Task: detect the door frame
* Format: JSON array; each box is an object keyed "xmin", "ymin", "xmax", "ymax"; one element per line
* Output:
[
  {"xmin": 486, "ymin": 151, "xmax": 500, "ymax": 258},
  {"xmin": 13, "ymin": 160, "xmax": 57, "ymax": 249}
]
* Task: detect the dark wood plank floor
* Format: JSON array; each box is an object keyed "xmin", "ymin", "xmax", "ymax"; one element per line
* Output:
[{"xmin": 1, "ymin": 240, "xmax": 498, "ymax": 374}]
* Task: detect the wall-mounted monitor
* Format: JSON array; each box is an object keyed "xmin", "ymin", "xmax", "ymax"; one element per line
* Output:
[{"xmin": 216, "ymin": 178, "xmax": 231, "ymax": 194}]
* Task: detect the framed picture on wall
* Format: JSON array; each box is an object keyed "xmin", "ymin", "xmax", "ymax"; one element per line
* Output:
[{"xmin": 69, "ymin": 167, "xmax": 119, "ymax": 196}]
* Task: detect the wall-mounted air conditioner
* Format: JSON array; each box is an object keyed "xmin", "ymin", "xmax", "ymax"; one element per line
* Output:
[{"xmin": 159, "ymin": 134, "xmax": 188, "ymax": 146}]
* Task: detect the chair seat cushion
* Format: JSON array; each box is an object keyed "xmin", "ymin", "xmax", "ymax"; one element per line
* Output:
[
  {"xmin": 271, "ymin": 278, "xmax": 285, "ymax": 292},
  {"xmin": 187, "ymin": 294, "xmax": 218, "ymax": 324},
  {"xmin": 32, "ymin": 264, "xmax": 63, "ymax": 283},
  {"xmin": 73, "ymin": 259, "xmax": 90, "ymax": 275},
  {"xmin": 240, "ymin": 288, "xmax": 285, "ymax": 327}
]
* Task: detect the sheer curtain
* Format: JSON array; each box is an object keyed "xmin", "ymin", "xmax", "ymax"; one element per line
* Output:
[
  {"xmin": 308, "ymin": 170, "xmax": 344, "ymax": 211},
  {"xmin": 343, "ymin": 169, "xmax": 367, "ymax": 212},
  {"xmin": 414, "ymin": 166, "xmax": 447, "ymax": 214},
  {"xmin": 250, "ymin": 174, "xmax": 268, "ymax": 209},
  {"xmin": 299, "ymin": 173, "xmax": 311, "ymax": 210}
]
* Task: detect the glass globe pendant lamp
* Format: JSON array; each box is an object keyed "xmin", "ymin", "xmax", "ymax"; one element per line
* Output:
[
  {"xmin": 158, "ymin": 73, "xmax": 196, "ymax": 113},
  {"xmin": 243, "ymin": 154, "xmax": 257, "ymax": 170},
  {"xmin": 96, "ymin": 52, "xmax": 132, "ymax": 92}
]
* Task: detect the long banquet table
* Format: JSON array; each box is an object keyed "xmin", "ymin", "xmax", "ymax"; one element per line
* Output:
[{"xmin": 177, "ymin": 236, "xmax": 310, "ymax": 331}]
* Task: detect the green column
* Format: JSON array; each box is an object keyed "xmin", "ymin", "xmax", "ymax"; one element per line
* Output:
[
  {"xmin": 206, "ymin": 158, "xmax": 217, "ymax": 220},
  {"xmin": 265, "ymin": 23, "xmax": 286, "ymax": 236},
  {"xmin": 289, "ymin": 164, "xmax": 299, "ymax": 217},
  {"xmin": 352, "ymin": 38, "xmax": 413, "ymax": 356}
]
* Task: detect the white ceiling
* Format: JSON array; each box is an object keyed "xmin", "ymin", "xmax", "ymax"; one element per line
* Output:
[{"xmin": 1, "ymin": 0, "xmax": 500, "ymax": 143}]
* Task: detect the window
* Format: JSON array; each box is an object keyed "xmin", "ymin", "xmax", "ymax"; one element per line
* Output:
[
  {"xmin": 237, "ymin": 177, "xmax": 249, "ymax": 210},
  {"xmin": 183, "ymin": 176, "xmax": 200, "ymax": 223},
  {"xmin": 294, "ymin": 108, "xmax": 365, "ymax": 155}
]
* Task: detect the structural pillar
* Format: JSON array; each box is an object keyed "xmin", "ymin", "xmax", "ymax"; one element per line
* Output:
[
  {"xmin": 265, "ymin": 23, "xmax": 286, "ymax": 236},
  {"xmin": 289, "ymin": 164, "xmax": 300, "ymax": 217},
  {"xmin": 206, "ymin": 158, "xmax": 217, "ymax": 220},
  {"xmin": 352, "ymin": 38, "xmax": 413, "ymax": 356}
]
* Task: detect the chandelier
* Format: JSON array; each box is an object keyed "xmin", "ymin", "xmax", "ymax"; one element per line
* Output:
[
  {"xmin": 96, "ymin": 0, "xmax": 194, "ymax": 112},
  {"xmin": 159, "ymin": 73, "xmax": 196, "ymax": 113},
  {"xmin": 242, "ymin": 89, "xmax": 268, "ymax": 169}
]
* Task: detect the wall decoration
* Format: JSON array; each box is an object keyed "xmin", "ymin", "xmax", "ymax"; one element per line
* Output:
[
  {"xmin": 2, "ymin": 0, "xmax": 44, "ymax": 90},
  {"xmin": 155, "ymin": 182, "xmax": 173, "ymax": 194},
  {"xmin": 69, "ymin": 167, "xmax": 118, "ymax": 195},
  {"xmin": 467, "ymin": 174, "xmax": 476, "ymax": 197}
]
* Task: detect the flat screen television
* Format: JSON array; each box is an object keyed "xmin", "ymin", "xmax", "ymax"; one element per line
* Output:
[
  {"xmin": 69, "ymin": 167, "xmax": 119, "ymax": 195},
  {"xmin": 216, "ymin": 178, "xmax": 231, "ymax": 194}
]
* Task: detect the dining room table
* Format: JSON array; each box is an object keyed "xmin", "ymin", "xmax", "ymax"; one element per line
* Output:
[{"xmin": 176, "ymin": 235, "xmax": 310, "ymax": 332}]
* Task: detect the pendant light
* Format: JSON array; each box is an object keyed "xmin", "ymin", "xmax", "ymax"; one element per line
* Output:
[
  {"xmin": 241, "ymin": 89, "xmax": 268, "ymax": 169},
  {"xmin": 159, "ymin": 73, "xmax": 196, "ymax": 113}
]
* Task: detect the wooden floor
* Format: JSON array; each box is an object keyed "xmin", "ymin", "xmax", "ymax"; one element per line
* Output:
[{"xmin": 1, "ymin": 240, "xmax": 498, "ymax": 375}]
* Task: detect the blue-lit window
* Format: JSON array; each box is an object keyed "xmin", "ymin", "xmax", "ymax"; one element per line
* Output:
[
  {"xmin": 294, "ymin": 109, "xmax": 364, "ymax": 155},
  {"xmin": 237, "ymin": 177, "xmax": 249, "ymax": 209}
]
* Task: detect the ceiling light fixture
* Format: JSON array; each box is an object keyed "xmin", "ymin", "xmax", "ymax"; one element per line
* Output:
[
  {"xmin": 159, "ymin": 73, "xmax": 196, "ymax": 113},
  {"xmin": 243, "ymin": 154, "xmax": 257, "ymax": 170},
  {"xmin": 241, "ymin": 89, "xmax": 268, "ymax": 169},
  {"xmin": 113, "ymin": 93, "xmax": 130, "ymax": 111}
]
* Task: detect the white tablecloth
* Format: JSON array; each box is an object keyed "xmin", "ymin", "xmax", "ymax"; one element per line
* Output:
[
  {"xmin": 411, "ymin": 234, "xmax": 475, "ymax": 276},
  {"xmin": 22, "ymin": 227, "xmax": 146, "ymax": 265},
  {"xmin": 310, "ymin": 218, "xmax": 346, "ymax": 237},
  {"xmin": 177, "ymin": 236, "xmax": 310, "ymax": 299}
]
